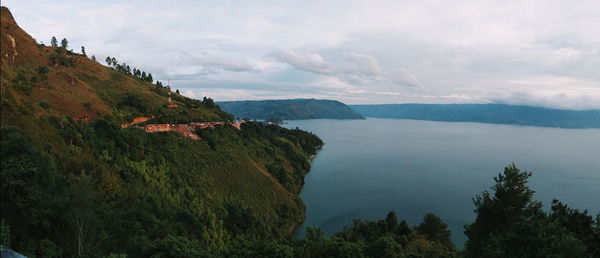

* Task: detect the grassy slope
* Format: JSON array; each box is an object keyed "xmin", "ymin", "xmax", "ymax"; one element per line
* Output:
[
  {"xmin": 0, "ymin": 6, "xmax": 322, "ymax": 256},
  {"xmin": 1, "ymin": 6, "xmax": 231, "ymax": 127}
]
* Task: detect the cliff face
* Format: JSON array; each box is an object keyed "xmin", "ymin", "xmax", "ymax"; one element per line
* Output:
[
  {"xmin": 1, "ymin": 6, "xmax": 43, "ymax": 67},
  {"xmin": 0, "ymin": 6, "xmax": 322, "ymax": 257}
]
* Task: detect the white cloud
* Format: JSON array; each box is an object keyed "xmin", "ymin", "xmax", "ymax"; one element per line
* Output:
[
  {"xmin": 268, "ymin": 51, "xmax": 331, "ymax": 74},
  {"xmin": 3, "ymin": 0, "xmax": 599, "ymax": 109},
  {"xmin": 268, "ymin": 50, "xmax": 419, "ymax": 90}
]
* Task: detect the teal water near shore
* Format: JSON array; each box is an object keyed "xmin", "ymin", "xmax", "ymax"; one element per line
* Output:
[{"xmin": 287, "ymin": 118, "xmax": 600, "ymax": 245}]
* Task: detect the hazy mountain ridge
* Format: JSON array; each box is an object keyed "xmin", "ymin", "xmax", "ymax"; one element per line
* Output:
[
  {"xmin": 218, "ymin": 99, "xmax": 366, "ymax": 120},
  {"xmin": 350, "ymin": 104, "xmax": 600, "ymax": 128}
]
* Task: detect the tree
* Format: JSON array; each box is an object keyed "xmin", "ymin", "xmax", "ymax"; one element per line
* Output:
[
  {"xmin": 70, "ymin": 174, "xmax": 105, "ymax": 257},
  {"xmin": 305, "ymin": 226, "xmax": 324, "ymax": 242},
  {"xmin": 141, "ymin": 71, "xmax": 147, "ymax": 81},
  {"xmin": 105, "ymin": 56, "xmax": 111, "ymax": 66},
  {"xmin": 203, "ymin": 96, "xmax": 215, "ymax": 107},
  {"xmin": 1, "ymin": 127, "xmax": 70, "ymax": 255},
  {"xmin": 147, "ymin": 73, "xmax": 153, "ymax": 83},
  {"xmin": 0, "ymin": 220, "xmax": 10, "ymax": 248},
  {"xmin": 51, "ymin": 36, "xmax": 58, "ymax": 47},
  {"xmin": 176, "ymin": 89, "xmax": 180, "ymax": 95},
  {"xmin": 149, "ymin": 235, "xmax": 209, "ymax": 258},
  {"xmin": 465, "ymin": 164, "xmax": 540, "ymax": 256},
  {"xmin": 60, "ymin": 38, "xmax": 68, "ymax": 49},
  {"xmin": 550, "ymin": 200, "xmax": 600, "ymax": 253},
  {"xmin": 81, "ymin": 46, "xmax": 87, "ymax": 57},
  {"xmin": 461, "ymin": 164, "xmax": 590, "ymax": 257},
  {"xmin": 415, "ymin": 213, "xmax": 453, "ymax": 249},
  {"xmin": 367, "ymin": 236, "xmax": 402, "ymax": 258},
  {"xmin": 91, "ymin": 55, "xmax": 96, "ymax": 62},
  {"xmin": 385, "ymin": 211, "xmax": 398, "ymax": 231}
]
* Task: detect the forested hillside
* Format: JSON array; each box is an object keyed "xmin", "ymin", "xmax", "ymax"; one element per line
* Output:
[
  {"xmin": 218, "ymin": 99, "xmax": 365, "ymax": 120},
  {"xmin": 1, "ymin": 5, "xmax": 598, "ymax": 258},
  {"xmin": 0, "ymin": 6, "xmax": 323, "ymax": 257},
  {"xmin": 350, "ymin": 104, "xmax": 600, "ymax": 128}
]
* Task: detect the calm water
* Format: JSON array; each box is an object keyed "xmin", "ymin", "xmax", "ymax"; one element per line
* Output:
[{"xmin": 286, "ymin": 118, "xmax": 600, "ymax": 245}]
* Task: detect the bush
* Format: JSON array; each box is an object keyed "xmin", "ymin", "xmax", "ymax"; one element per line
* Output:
[{"xmin": 39, "ymin": 101, "xmax": 50, "ymax": 109}]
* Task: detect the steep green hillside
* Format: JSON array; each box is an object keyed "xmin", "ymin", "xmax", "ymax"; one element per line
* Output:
[
  {"xmin": 2, "ymin": 6, "xmax": 598, "ymax": 258},
  {"xmin": 0, "ymin": 6, "xmax": 322, "ymax": 257},
  {"xmin": 350, "ymin": 104, "xmax": 600, "ymax": 128},
  {"xmin": 218, "ymin": 99, "xmax": 365, "ymax": 120}
]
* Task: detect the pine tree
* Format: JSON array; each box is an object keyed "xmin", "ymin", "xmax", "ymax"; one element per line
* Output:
[
  {"xmin": 105, "ymin": 56, "xmax": 111, "ymax": 66},
  {"xmin": 91, "ymin": 55, "xmax": 96, "ymax": 62},
  {"xmin": 81, "ymin": 46, "xmax": 87, "ymax": 57},
  {"xmin": 60, "ymin": 38, "xmax": 68, "ymax": 49},
  {"xmin": 464, "ymin": 164, "xmax": 543, "ymax": 257},
  {"xmin": 50, "ymin": 36, "xmax": 58, "ymax": 47},
  {"xmin": 175, "ymin": 89, "xmax": 180, "ymax": 94},
  {"xmin": 141, "ymin": 71, "xmax": 147, "ymax": 81},
  {"xmin": 147, "ymin": 73, "xmax": 153, "ymax": 83},
  {"xmin": 415, "ymin": 213, "xmax": 453, "ymax": 249}
]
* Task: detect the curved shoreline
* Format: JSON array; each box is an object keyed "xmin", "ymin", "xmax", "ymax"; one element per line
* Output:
[{"xmin": 288, "ymin": 145, "xmax": 323, "ymax": 237}]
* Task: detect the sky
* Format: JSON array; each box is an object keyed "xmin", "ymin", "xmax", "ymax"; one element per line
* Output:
[{"xmin": 4, "ymin": 0, "xmax": 600, "ymax": 109}]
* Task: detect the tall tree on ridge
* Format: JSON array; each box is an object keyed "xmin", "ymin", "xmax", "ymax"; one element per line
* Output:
[{"xmin": 60, "ymin": 38, "xmax": 68, "ymax": 49}]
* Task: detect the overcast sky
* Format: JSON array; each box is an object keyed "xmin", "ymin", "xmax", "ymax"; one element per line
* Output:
[{"xmin": 4, "ymin": 0, "xmax": 600, "ymax": 109}]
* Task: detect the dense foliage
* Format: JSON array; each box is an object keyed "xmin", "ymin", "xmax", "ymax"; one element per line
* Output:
[
  {"xmin": 1, "ymin": 120, "xmax": 322, "ymax": 257},
  {"xmin": 350, "ymin": 104, "xmax": 600, "ymax": 128},
  {"xmin": 218, "ymin": 99, "xmax": 365, "ymax": 120},
  {"xmin": 4, "ymin": 124, "xmax": 599, "ymax": 258},
  {"xmin": 1, "ymin": 8, "xmax": 323, "ymax": 256},
  {"xmin": 464, "ymin": 164, "xmax": 600, "ymax": 257}
]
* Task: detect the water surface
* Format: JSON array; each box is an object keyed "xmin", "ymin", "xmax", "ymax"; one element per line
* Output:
[{"xmin": 286, "ymin": 118, "xmax": 600, "ymax": 245}]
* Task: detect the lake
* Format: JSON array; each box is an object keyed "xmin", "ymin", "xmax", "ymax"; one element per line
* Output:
[{"xmin": 285, "ymin": 118, "xmax": 600, "ymax": 245}]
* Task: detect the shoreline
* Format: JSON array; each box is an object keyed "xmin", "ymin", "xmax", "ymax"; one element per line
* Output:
[{"xmin": 289, "ymin": 146, "xmax": 323, "ymax": 238}]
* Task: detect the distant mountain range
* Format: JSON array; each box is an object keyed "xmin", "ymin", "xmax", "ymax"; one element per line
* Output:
[
  {"xmin": 349, "ymin": 104, "xmax": 600, "ymax": 128},
  {"xmin": 218, "ymin": 99, "xmax": 365, "ymax": 120}
]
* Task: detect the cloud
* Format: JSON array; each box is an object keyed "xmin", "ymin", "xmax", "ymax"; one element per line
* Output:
[
  {"xmin": 341, "ymin": 53, "xmax": 381, "ymax": 77},
  {"xmin": 268, "ymin": 50, "xmax": 419, "ymax": 89},
  {"xmin": 268, "ymin": 51, "xmax": 331, "ymax": 74},
  {"xmin": 4, "ymin": 0, "xmax": 599, "ymax": 108},
  {"xmin": 385, "ymin": 68, "xmax": 420, "ymax": 87},
  {"xmin": 185, "ymin": 53, "xmax": 259, "ymax": 72}
]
